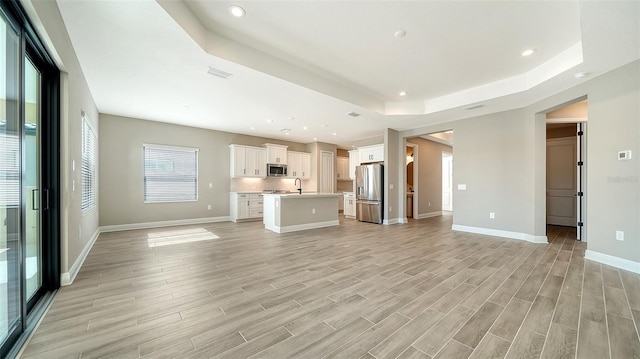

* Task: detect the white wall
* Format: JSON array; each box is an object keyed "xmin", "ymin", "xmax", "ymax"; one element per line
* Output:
[
  {"xmin": 27, "ymin": 0, "xmax": 100, "ymax": 283},
  {"xmin": 99, "ymin": 114, "xmax": 317, "ymax": 227},
  {"xmin": 399, "ymin": 60, "xmax": 640, "ymax": 268}
]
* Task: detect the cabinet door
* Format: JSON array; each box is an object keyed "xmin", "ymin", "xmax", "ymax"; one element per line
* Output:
[
  {"xmin": 232, "ymin": 146, "xmax": 247, "ymax": 177},
  {"xmin": 349, "ymin": 150, "xmax": 359, "ymax": 179},
  {"xmin": 371, "ymin": 145, "xmax": 384, "ymax": 162},
  {"xmin": 245, "ymin": 147, "xmax": 258, "ymax": 176},
  {"xmin": 288, "ymin": 152, "xmax": 301, "ymax": 177},
  {"xmin": 301, "ymin": 153, "xmax": 311, "ymax": 179},
  {"xmin": 255, "ymin": 149, "xmax": 266, "ymax": 177},
  {"xmin": 359, "ymin": 148, "xmax": 371, "ymax": 163},
  {"xmin": 238, "ymin": 199, "xmax": 250, "ymax": 218},
  {"xmin": 267, "ymin": 146, "xmax": 287, "ymax": 164}
]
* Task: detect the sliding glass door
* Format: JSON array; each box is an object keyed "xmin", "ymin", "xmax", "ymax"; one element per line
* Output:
[
  {"xmin": 24, "ymin": 56, "xmax": 42, "ymax": 305},
  {"xmin": 0, "ymin": 8, "xmax": 21, "ymax": 350},
  {"xmin": 1, "ymin": 1, "xmax": 59, "ymax": 356}
]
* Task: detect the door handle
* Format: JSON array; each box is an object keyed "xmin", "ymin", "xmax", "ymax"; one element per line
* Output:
[{"xmin": 32, "ymin": 189, "xmax": 39, "ymax": 210}]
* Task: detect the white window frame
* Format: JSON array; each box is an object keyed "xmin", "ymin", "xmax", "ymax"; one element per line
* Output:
[
  {"xmin": 81, "ymin": 112, "xmax": 97, "ymax": 213},
  {"xmin": 143, "ymin": 143, "xmax": 199, "ymax": 203}
]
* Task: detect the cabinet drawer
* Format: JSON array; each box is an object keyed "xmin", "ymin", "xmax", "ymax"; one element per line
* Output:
[
  {"xmin": 237, "ymin": 194, "xmax": 250, "ymax": 199},
  {"xmin": 250, "ymin": 200, "xmax": 263, "ymax": 208},
  {"xmin": 249, "ymin": 208, "xmax": 264, "ymax": 218}
]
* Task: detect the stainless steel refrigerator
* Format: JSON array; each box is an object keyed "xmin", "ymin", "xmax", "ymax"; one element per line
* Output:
[{"xmin": 355, "ymin": 163, "xmax": 383, "ymax": 224}]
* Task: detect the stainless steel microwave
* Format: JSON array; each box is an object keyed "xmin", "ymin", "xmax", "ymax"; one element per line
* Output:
[{"xmin": 267, "ymin": 163, "xmax": 287, "ymax": 177}]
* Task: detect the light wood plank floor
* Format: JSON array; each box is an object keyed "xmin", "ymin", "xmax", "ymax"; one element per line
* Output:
[{"xmin": 21, "ymin": 214, "xmax": 640, "ymax": 358}]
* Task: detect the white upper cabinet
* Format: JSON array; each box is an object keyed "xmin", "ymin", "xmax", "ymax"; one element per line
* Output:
[
  {"xmin": 265, "ymin": 144, "xmax": 288, "ymax": 164},
  {"xmin": 336, "ymin": 157, "xmax": 349, "ymax": 181},
  {"xmin": 359, "ymin": 144, "xmax": 384, "ymax": 163},
  {"xmin": 348, "ymin": 150, "xmax": 359, "ymax": 180},
  {"xmin": 288, "ymin": 151, "xmax": 311, "ymax": 179},
  {"xmin": 229, "ymin": 145, "xmax": 266, "ymax": 178}
]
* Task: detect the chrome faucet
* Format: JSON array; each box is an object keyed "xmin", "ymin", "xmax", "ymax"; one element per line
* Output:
[{"xmin": 294, "ymin": 178, "xmax": 302, "ymax": 195}]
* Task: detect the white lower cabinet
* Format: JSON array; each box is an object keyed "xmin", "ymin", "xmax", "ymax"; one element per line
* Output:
[
  {"xmin": 230, "ymin": 193, "xmax": 264, "ymax": 222},
  {"xmin": 344, "ymin": 193, "xmax": 356, "ymax": 218}
]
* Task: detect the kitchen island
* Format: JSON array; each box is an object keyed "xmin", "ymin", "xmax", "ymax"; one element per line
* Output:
[{"xmin": 262, "ymin": 193, "xmax": 341, "ymax": 233}]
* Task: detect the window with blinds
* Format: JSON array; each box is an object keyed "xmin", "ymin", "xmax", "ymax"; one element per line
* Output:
[
  {"xmin": 81, "ymin": 114, "xmax": 97, "ymax": 213},
  {"xmin": 143, "ymin": 144, "xmax": 198, "ymax": 203}
]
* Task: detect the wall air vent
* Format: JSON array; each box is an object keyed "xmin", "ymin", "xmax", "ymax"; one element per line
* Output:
[
  {"xmin": 207, "ymin": 67, "xmax": 233, "ymax": 79},
  {"xmin": 346, "ymin": 112, "xmax": 361, "ymax": 117},
  {"xmin": 465, "ymin": 104, "xmax": 485, "ymax": 110}
]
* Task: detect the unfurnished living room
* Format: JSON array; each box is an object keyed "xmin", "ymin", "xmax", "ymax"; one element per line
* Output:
[{"xmin": 1, "ymin": 1, "xmax": 639, "ymax": 358}]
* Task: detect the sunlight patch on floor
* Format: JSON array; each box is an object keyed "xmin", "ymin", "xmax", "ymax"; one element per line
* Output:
[{"xmin": 147, "ymin": 228, "xmax": 219, "ymax": 247}]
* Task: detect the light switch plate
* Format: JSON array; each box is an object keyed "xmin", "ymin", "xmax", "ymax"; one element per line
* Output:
[
  {"xmin": 457, "ymin": 184, "xmax": 467, "ymax": 190},
  {"xmin": 616, "ymin": 230, "xmax": 624, "ymax": 241}
]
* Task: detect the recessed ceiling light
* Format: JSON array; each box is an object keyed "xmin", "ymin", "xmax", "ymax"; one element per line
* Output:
[
  {"xmin": 574, "ymin": 72, "xmax": 589, "ymax": 79},
  {"xmin": 521, "ymin": 49, "xmax": 536, "ymax": 57},
  {"xmin": 313, "ymin": 137, "xmax": 318, "ymax": 141},
  {"xmin": 285, "ymin": 132, "xmax": 290, "ymax": 136},
  {"xmin": 303, "ymin": 126, "xmax": 308, "ymax": 130},
  {"xmin": 322, "ymin": 124, "xmax": 328, "ymax": 127},
  {"xmin": 332, "ymin": 132, "xmax": 337, "ymax": 136},
  {"xmin": 399, "ymin": 91, "xmax": 407, "ymax": 96},
  {"xmin": 266, "ymin": 119, "xmax": 273, "ymax": 123},
  {"xmin": 394, "ymin": 30, "xmax": 406, "ymax": 38},
  {"xmin": 229, "ymin": 5, "xmax": 245, "ymax": 17},
  {"xmin": 250, "ymin": 126, "xmax": 255, "ymax": 130}
]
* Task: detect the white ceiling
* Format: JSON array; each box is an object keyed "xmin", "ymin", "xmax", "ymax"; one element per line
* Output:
[{"xmin": 55, "ymin": 0, "xmax": 639, "ymax": 148}]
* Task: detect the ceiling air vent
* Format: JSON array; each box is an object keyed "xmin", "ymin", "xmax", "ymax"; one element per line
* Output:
[
  {"xmin": 465, "ymin": 104, "xmax": 485, "ymax": 110},
  {"xmin": 207, "ymin": 67, "xmax": 233, "ymax": 79},
  {"xmin": 346, "ymin": 112, "xmax": 361, "ymax": 117}
]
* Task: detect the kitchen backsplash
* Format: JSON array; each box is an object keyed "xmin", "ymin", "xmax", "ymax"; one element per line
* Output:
[{"xmin": 230, "ymin": 177, "xmax": 310, "ymax": 192}]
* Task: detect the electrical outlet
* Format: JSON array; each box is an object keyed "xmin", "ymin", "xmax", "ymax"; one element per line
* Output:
[
  {"xmin": 312, "ymin": 208, "xmax": 316, "ymax": 214},
  {"xmin": 209, "ymin": 183, "xmax": 213, "ymax": 188},
  {"xmin": 390, "ymin": 184, "xmax": 394, "ymax": 189},
  {"xmin": 389, "ymin": 206, "xmax": 392, "ymax": 212},
  {"xmin": 72, "ymin": 180, "xmax": 75, "ymax": 192},
  {"xmin": 616, "ymin": 231, "xmax": 624, "ymax": 241},
  {"xmin": 207, "ymin": 204, "xmax": 212, "ymax": 210},
  {"xmin": 428, "ymin": 202, "xmax": 431, "ymax": 207},
  {"xmin": 489, "ymin": 212, "xmax": 495, "ymax": 219}
]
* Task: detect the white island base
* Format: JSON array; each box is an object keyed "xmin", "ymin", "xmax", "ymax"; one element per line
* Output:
[{"xmin": 262, "ymin": 193, "xmax": 341, "ymax": 233}]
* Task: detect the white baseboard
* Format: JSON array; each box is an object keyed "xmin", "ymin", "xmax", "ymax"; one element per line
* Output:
[
  {"xmin": 415, "ymin": 211, "xmax": 442, "ymax": 219},
  {"xmin": 452, "ymin": 224, "xmax": 548, "ymax": 244},
  {"xmin": 585, "ymin": 250, "xmax": 640, "ymax": 274},
  {"xmin": 100, "ymin": 216, "xmax": 230, "ymax": 233},
  {"xmin": 61, "ymin": 227, "xmax": 100, "ymax": 286},
  {"xmin": 383, "ymin": 218, "xmax": 406, "ymax": 225},
  {"xmin": 266, "ymin": 220, "xmax": 340, "ymax": 233}
]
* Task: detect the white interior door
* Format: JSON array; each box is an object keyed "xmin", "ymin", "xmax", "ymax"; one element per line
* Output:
[
  {"xmin": 320, "ymin": 151, "xmax": 334, "ymax": 193},
  {"xmin": 442, "ymin": 153, "xmax": 453, "ymax": 211},
  {"xmin": 547, "ymin": 137, "xmax": 577, "ymax": 226}
]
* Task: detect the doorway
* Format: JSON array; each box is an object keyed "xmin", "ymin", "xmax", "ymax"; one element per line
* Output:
[
  {"xmin": 406, "ymin": 143, "xmax": 417, "ymax": 219},
  {"xmin": 442, "ymin": 152, "xmax": 453, "ymax": 211},
  {"xmin": 545, "ymin": 99, "xmax": 587, "ymax": 241}
]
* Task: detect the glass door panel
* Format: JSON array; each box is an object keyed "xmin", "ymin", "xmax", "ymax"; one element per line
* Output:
[
  {"xmin": 24, "ymin": 58, "xmax": 41, "ymax": 302},
  {"xmin": 0, "ymin": 11, "xmax": 21, "ymax": 348}
]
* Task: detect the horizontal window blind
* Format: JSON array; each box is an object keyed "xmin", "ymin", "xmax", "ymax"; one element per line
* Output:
[
  {"xmin": 143, "ymin": 144, "xmax": 198, "ymax": 203},
  {"xmin": 81, "ymin": 115, "xmax": 97, "ymax": 213}
]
